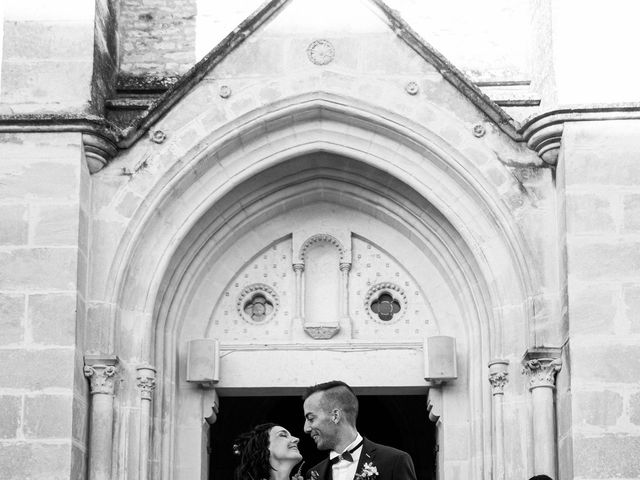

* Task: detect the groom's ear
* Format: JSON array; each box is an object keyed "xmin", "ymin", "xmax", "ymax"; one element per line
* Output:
[{"xmin": 331, "ymin": 409, "xmax": 340, "ymax": 423}]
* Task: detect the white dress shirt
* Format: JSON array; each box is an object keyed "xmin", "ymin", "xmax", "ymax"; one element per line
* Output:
[{"xmin": 329, "ymin": 433, "xmax": 363, "ymax": 480}]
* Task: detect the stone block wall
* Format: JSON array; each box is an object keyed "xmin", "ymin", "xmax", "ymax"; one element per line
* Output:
[
  {"xmin": 0, "ymin": 132, "xmax": 88, "ymax": 479},
  {"xmin": 119, "ymin": 0, "xmax": 197, "ymax": 76},
  {"xmin": 561, "ymin": 120, "xmax": 640, "ymax": 479},
  {"xmin": 0, "ymin": 1, "xmax": 97, "ymax": 113}
]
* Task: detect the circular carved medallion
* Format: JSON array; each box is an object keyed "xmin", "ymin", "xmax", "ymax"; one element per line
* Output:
[
  {"xmin": 307, "ymin": 40, "xmax": 335, "ymax": 66},
  {"xmin": 219, "ymin": 85, "xmax": 232, "ymax": 99},
  {"xmin": 236, "ymin": 284, "xmax": 279, "ymax": 325},
  {"xmin": 473, "ymin": 124, "xmax": 486, "ymax": 138},
  {"xmin": 364, "ymin": 283, "xmax": 407, "ymax": 324},
  {"xmin": 405, "ymin": 81, "xmax": 419, "ymax": 95}
]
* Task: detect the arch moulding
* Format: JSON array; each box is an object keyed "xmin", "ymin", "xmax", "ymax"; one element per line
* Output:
[{"xmin": 94, "ymin": 93, "xmax": 539, "ymax": 480}]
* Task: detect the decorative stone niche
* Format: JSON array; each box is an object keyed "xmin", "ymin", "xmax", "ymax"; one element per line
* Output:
[{"xmin": 293, "ymin": 233, "xmax": 352, "ymax": 339}]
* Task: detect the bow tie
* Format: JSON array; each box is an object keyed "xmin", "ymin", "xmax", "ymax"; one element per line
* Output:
[{"xmin": 329, "ymin": 440, "xmax": 364, "ymax": 465}]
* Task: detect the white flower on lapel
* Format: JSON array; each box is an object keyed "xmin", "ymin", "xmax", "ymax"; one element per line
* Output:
[{"xmin": 355, "ymin": 461, "xmax": 379, "ymax": 479}]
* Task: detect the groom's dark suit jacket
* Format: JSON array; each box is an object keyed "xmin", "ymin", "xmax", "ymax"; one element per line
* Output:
[{"xmin": 306, "ymin": 438, "xmax": 417, "ymax": 480}]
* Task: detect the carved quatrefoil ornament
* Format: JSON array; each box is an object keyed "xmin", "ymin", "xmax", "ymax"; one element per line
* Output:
[
  {"xmin": 364, "ymin": 283, "xmax": 407, "ymax": 324},
  {"xmin": 236, "ymin": 284, "xmax": 279, "ymax": 325}
]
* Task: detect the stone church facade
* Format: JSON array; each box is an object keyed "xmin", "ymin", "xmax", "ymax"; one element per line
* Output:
[{"xmin": 1, "ymin": 1, "xmax": 639, "ymax": 479}]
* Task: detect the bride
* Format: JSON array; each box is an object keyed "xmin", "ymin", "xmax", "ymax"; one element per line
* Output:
[{"xmin": 233, "ymin": 423, "xmax": 305, "ymax": 480}]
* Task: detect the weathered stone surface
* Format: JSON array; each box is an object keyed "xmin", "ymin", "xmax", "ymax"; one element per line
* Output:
[
  {"xmin": 119, "ymin": 0, "xmax": 196, "ymax": 75},
  {"xmin": 29, "ymin": 293, "xmax": 76, "ymax": 346},
  {"xmin": 630, "ymin": 392, "xmax": 640, "ymax": 425},
  {"xmin": 0, "ymin": 204, "xmax": 28, "ymax": 245},
  {"xmin": 623, "ymin": 284, "xmax": 640, "ymax": 334},
  {"xmin": 71, "ymin": 395, "xmax": 88, "ymax": 444},
  {"xmin": 574, "ymin": 390, "xmax": 623, "ymax": 426},
  {"xmin": 1, "ymin": 60, "xmax": 93, "ymax": 105},
  {"xmin": 566, "ymin": 151, "xmax": 640, "ymax": 187},
  {"xmin": 572, "ymin": 344, "xmax": 640, "ymax": 383},
  {"xmin": 85, "ymin": 302, "xmax": 114, "ymax": 352},
  {"xmin": 2, "ymin": 21, "xmax": 93, "ymax": 59},
  {"xmin": 0, "ymin": 133, "xmax": 81, "ymax": 160},
  {"xmin": 0, "ymin": 248, "xmax": 77, "ymax": 291},
  {"xmin": 574, "ymin": 435, "xmax": 640, "ymax": 478},
  {"xmin": 568, "ymin": 241, "xmax": 640, "ymax": 279},
  {"xmin": 0, "ymin": 396, "xmax": 21, "ymax": 439},
  {"xmin": 71, "ymin": 443, "xmax": 87, "ymax": 480},
  {"xmin": 0, "ymin": 442, "xmax": 70, "ymax": 479},
  {"xmin": 0, "ymin": 159, "xmax": 79, "ymax": 200},
  {"xmin": 0, "ymin": 349, "xmax": 74, "ymax": 389},
  {"xmin": 566, "ymin": 193, "xmax": 615, "ymax": 234},
  {"xmin": 623, "ymin": 194, "xmax": 640, "ymax": 232},
  {"xmin": 0, "ymin": 293, "xmax": 25, "ymax": 345},
  {"xmin": 24, "ymin": 394, "xmax": 73, "ymax": 438},
  {"xmin": 568, "ymin": 285, "xmax": 616, "ymax": 335},
  {"xmin": 31, "ymin": 204, "xmax": 79, "ymax": 246}
]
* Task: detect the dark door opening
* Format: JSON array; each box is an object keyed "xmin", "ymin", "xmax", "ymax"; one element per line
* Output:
[{"xmin": 209, "ymin": 394, "xmax": 437, "ymax": 479}]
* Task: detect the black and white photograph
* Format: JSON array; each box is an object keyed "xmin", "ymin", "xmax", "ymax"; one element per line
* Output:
[{"xmin": 0, "ymin": 0, "xmax": 639, "ymax": 479}]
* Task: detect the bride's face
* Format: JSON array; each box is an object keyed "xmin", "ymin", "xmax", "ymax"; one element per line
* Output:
[{"xmin": 268, "ymin": 426, "xmax": 303, "ymax": 465}]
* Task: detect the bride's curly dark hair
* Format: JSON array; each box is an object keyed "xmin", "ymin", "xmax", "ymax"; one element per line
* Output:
[{"xmin": 233, "ymin": 423, "xmax": 277, "ymax": 480}]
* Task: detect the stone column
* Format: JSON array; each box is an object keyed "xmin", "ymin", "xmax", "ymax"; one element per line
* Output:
[
  {"xmin": 522, "ymin": 349, "xmax": 562, "ymax": 478},
  {"xmin": 293, "ymin": 263, "xmax": 304, "ymax": 320},
  {"xmin": 339, "ymin": 262, "xmax": 352, "ymax": 332},
  {"xmin": 84, "ymin": 355, "xmax": 118, "ymax": 480},
  {"xmin": 488, "ymin": 359, "xmax": 509, "ymax": 480},
  {"xmin": 137, "ymin": 365, "xmax": 157, "ymax": 480}
]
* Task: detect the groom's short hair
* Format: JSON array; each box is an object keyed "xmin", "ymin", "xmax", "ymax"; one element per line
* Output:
[{"xmin": 303, "ymin": 380, "xmax": 359, "ymax": 425}]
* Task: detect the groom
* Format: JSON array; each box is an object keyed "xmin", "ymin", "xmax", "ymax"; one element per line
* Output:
[{"xmin": 303, "ymin": 380, "xmax": 417, "ymax": 480}]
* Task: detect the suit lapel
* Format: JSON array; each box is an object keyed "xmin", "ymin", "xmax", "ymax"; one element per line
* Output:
[
  {"xmin": 354, "ymin": 438, "xmax": 377, "ymax": 479},
  {"xmin": 316, "ymin": 458, "xmax": 330, "ymax": 480}
]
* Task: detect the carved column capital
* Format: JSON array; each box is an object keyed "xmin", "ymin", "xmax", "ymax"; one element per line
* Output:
[
  {"xmin": 488, "ymin": 359, "xmax": 509, "ymax": 395},
  {"xmin": 292, "ymin": 263, "xmax": 304, "ymax": 273},
  {"xmin": 339, "ymin": 262, "xmax": 352, "ymax": 272},
  {"xmin": 84, "ymin": 355, "xmax": 119, "ymax": 395},
  {"xmin": 522, "ymin": 348, "xmax": 562, "ymax": 390},
  {"xmin": 136, "ymin": 365, "xmax": 157, "ymax": 401}
]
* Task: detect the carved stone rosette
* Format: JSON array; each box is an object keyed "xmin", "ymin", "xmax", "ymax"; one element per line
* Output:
[
  {"xmin": 84, "ymin": 364, "xmax": 118, "ymax": 395},
  {"xmin": 522, "ymin": 357, "xmax": 562, "ymax": 390},
  {"xmin": 136, "ymin": 365, "xmax": 157, "ymax": 401}
]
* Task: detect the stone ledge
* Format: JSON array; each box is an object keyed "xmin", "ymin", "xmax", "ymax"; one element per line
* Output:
[
  {"xmin": 0, "ymin": 114, "xmax": 120, "ymax": 174},
  {"xmin": 519, "ymin": 103, "xmax": 640, "ymax": 165},
  {"xmin": 2, "ymin": 99, "xmax": 640, "ymax": 176}
]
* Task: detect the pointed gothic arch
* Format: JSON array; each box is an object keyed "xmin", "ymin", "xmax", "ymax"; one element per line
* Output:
[{"xmin": 89, "ymin": 93, "xmax": 541, "ymax": 479}]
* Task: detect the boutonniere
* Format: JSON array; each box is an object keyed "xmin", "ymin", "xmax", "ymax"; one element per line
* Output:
[
  {"xmin": 309, "ymin": 470, "xmax": 320, "ymax": 480},
  {"xmin": 355, "ymin": 462, "xmax": 379, "ymax": 479}
]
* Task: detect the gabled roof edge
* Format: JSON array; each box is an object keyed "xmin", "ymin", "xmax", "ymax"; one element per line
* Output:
[
  {"xmin": 122, "ymin": 0, "xmax": 523, "ymax": 146},
  {"xmin": 118, "ymin": 0, "xmax": 291, "ymax": 148},
  {"xmin": 368, "ymin": 0, "xmax": 522, "ymax": 141}
]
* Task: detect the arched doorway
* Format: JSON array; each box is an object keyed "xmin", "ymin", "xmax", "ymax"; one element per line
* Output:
[
  {"xmin": 209, "ymin": 393, "xmax": 437, "ymax": 480},
  {"xmin": 101, "ymin": 95, "xmax": 535, "ymax": 479},
  {"xmin": 156, "ymin": 152, "xmax": 496, "ymax": 479}
]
